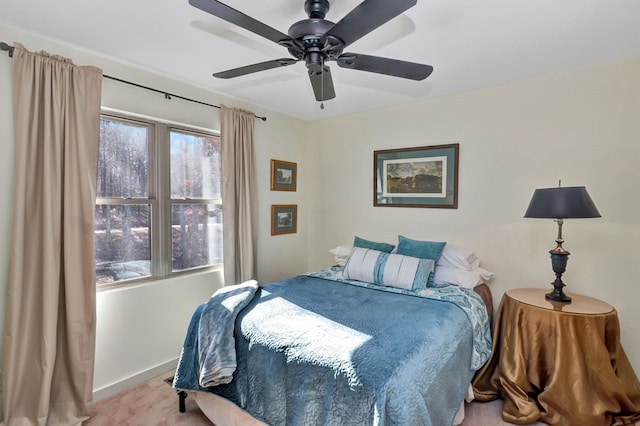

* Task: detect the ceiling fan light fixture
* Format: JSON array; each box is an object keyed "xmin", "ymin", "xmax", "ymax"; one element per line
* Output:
[{"xmin": 305, "ymin": 48, "xmax": 324, "ymax": 68}]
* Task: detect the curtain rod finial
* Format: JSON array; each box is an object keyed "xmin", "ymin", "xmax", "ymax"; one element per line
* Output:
[{"xmin": 0, "ymin": 42, "xmax": 15, "ymax": 57}]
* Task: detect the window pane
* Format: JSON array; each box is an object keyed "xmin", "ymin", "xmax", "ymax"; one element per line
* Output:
[
  {"xmin": 95, "ymin": 204, "xmax": 151, "ymax": 284},
  {"xmin": 98, "ymin": 118, "xmax": 149, "ymax": 198},
  {"xmin": 170, "ymin": 131, "xmax": 221, "ymax": 199},
  {"xmin": 171, "ymin": 204, "xmax": 222, "ymax": 272}
]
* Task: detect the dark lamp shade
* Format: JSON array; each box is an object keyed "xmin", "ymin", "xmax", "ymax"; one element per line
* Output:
[{"xmin": 524, "ymin": 186, "xmax": 601, "ymax": 219}]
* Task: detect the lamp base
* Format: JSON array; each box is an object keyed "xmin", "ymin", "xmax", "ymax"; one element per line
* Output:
[
  {"xmin": 547, "ymin": 251, "xmax": 572, "ymax": 303},
  {"xmin": 545, "ymin": 288, "xmax": 572, "ymax": 303}
]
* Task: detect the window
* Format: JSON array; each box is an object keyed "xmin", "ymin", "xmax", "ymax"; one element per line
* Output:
[{"xmin": 95, "ymin": 112, "xmax": 222, "ymax": 287}]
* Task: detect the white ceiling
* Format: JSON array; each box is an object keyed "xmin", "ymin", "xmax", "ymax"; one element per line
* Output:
[{"xmin": 2, "ymin": 0, "xmax": 640, "ymax": 121}]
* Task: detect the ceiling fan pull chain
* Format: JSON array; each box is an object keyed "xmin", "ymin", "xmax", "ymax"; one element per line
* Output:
[{"xmin": 320, "ymin": 65, "xmax": 325, "ymax": 110}]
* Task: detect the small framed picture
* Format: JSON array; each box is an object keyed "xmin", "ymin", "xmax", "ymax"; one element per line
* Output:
[
  {"xmin": 374, "ymin": 143, "xmax": 459, "ymax": 208},
  {"xmin": 270, "ymin": 159, "xmax": 297, "ymax": 191},
  {"xmin": 271, "ymin": 204, "xmax": 297, "ymax": 235}
]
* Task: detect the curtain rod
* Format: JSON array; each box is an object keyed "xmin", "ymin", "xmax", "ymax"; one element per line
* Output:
[{"xmin": 0, "ymin": 41, "xmax": 267, "ymax": 122}]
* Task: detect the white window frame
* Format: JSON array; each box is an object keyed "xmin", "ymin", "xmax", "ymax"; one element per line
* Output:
[{"xmin": 96, "ymin": 111, "xmax": 222, "ymax": 289}]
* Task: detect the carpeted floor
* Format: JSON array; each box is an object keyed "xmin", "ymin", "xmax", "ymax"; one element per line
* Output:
[
  {"xmin": 86, "ymin": 370, "xmax": 544, "ymax": 425},
  {"xmin": 86, "ymin": 371, "xmax": 210, "ymax": 426}
]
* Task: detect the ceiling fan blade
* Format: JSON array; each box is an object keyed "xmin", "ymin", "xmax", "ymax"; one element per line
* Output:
[
  {"xmin": 308, "ymin": 66, "xmax": 336, "ymax": 101},
  {"xmin": 213, "ymin": 58, "xmax": 299, "ymax": 79},
  {"xmin": 189, "ymin": 0, "xmax": 292, "ymax": 45},
  {"xmin": 325, "ymin": 0, "xmax": 416, "ymax": 48},
  {"xmin": 336, "ymin": 53, "xmax": 433, "ymax": 81}
]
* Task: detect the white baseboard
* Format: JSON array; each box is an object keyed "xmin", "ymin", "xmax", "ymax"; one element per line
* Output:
[{"xmin": 92, "ymin": 358, "xmax": 179, "ymax": 402}]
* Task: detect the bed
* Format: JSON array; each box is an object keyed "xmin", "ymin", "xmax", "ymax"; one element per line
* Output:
[{"xmin": 173, "ymin": 239, "xmax": 493, "ymax": 426}]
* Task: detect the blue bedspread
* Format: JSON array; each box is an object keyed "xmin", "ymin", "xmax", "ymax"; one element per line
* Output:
[{"xmin": 174, "ymin": 274, "xmax": 491, "ymax": 426}]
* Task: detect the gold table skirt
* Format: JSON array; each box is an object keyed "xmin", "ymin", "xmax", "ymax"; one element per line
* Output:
[{"xmin": 472, "ymin": 290, "xmax": 640, "ymax": 426}]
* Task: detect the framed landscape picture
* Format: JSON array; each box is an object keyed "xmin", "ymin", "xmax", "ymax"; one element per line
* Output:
[
  {"xmin": 270, "ymin": 159, "xmax": 297, "ymax": 191},
  {"xmin": 374, "ymin": 143, "xmax": 459, "ymax": 208},
  {"xmin": 271, "ymin": 204, "xmax": 297, "ymax": 235}
]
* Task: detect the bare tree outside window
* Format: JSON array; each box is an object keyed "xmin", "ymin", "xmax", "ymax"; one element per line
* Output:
[
  {"xmin": 95, "ymin": 114, "xmax": 222, "ymax": 287},
  {"xmin": 170, "ymin": 131, "xmax": 222, "ymax": 271}
]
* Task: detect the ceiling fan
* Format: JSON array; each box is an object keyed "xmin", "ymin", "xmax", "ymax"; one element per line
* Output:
[{"xmin": 189, "ymin": 0, "xmax": 434, "ymax": 103}]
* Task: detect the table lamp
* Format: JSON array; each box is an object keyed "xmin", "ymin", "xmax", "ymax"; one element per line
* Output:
[{"xmin": 524, "ymin": 183, "xmax": 601, "ymax": 302}]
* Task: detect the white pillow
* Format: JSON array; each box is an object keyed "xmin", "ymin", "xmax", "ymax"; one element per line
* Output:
[
  {"xmin": 437, "ymin": 244, "xmax": 480, "ymax": 271},
  {"xmin": 433, "ymin": 265, "xmax": 494, "ymax": 289},
  {"xmin": 329, "ymin": 243, "xmax": 353, "ymax": 266},
  {"xmin": 343, "ymin": 247, "xmax": 434, "ymax": 292},
  {"xmin": 343, "ymin": 247, "xmax": 380, "ymax": 283}
]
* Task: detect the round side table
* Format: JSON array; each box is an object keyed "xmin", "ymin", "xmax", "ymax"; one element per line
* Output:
[{"xmin": 472, "ymin": 288, "xmax": 640, "ymax": 426}]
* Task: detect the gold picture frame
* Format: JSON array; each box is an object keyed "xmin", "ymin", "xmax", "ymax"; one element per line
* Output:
[
  {"xmin": 270, "ymin": 159, "xmax": 297, "ymax": 191},
  {"xmin": 271, "ymin": 204, "xmax": 297, "ymax": 235}
]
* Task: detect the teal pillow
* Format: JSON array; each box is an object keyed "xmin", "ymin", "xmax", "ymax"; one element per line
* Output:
[
  {"xmin": 353, "ymin": 236, "xmax": 395, "ymax": 253},
  {"xmin": 396, "ymin": 235, "xmax": 446, "ymax": 287},
  {"xmin": 396, "ymin": 235, "xmax": 446, "ymax": 260}
]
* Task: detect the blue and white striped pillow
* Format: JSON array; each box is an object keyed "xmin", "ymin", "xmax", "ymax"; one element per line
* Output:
[{"xmin": 343, "ymin": 247, "xmax": 434, "ymax": 292}]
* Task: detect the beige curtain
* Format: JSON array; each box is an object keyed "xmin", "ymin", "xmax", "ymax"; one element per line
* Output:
[
  {"xmin": 220, "ymin": 105, "xmax": 258, "ymax": 285},
  {"xmin": 1, "ymin": 44, "xmax": 102, "ymax": 425}
]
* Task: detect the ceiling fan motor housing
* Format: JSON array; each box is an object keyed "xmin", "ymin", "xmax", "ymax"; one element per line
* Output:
[
  {"xmin": 288, "ymin": 0, "xmax": 347, "ymax": 69},
  {"xmin": 288, "ymin": 18, "xmax": 334, "ymax": 41}
]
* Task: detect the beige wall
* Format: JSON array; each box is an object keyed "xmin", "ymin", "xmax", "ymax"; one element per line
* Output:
[{"xmin": 306, "ymin": 58, "xmax": 640, "ymax": 374}]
